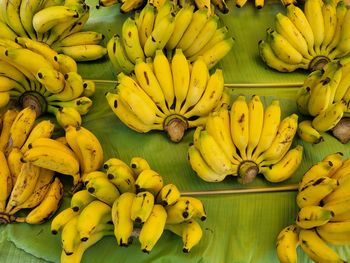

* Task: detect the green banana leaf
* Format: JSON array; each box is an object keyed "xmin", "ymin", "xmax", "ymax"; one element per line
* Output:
[{"xmin": 1, "ymin": 1, "xmax": 350, "ymax": 263}]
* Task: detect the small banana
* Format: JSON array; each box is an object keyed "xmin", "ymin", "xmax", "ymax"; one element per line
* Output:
[
  {"xmin": 51, "ymin": 207, "xmax": 79, "ymax": 235},
  {"xmin": 122, "ymin": 17, "xmax": 145, "ymax": 63},
  {"xmin": 317, "ymin": 221, "xmax": 350, "ymax": 245},
  {"xmin": 130, "ymin": 156, "xmax": 151, "ymax": 176},
  {"xmin": 156, "ymin": 183, "xmax": 181, "ymax": 206},
  {"xmin": 178, "ymin": 196, "xmax": 206, "ymax": 221},
  {"xmin": 70, "ymin": 189, "xmax": 96, "ymax": 212},
  {"xmin": 312, "ymin": 102, "xmax": 345, "ymax": 132},
  {"xmin": 86, "ymin": 176, "xmax": 120, "ymax": 206},
  {"xmin": 276, "ymin": 224, "xmax": 299, "ymax": 263},
  {"xmin": 0, "ymin": 150, "xmax": 11, "ymax": 212},
  {"xmin": 297, "ymin": 120, "xmax": 323, "ymax": 144},
  {"xmin": 296, "ymin": 206, "xmax": 333, "ymax": 229},
  {"xmin": 0, "ymin": 109, "xmax": 18, "ymax": 152},
  {"xmin": 130, "ymin": 191, "xmax": 154, "ymax": 223},
  {"xmin": 107, "ymin": 164, "xmax": 136, "ymax": 194},
  {"xmin": 165, "ymin": 198, "xmax": 195, "ymax": 224},
  {"xmin": 135, "ymin": 169, "xmax": 163, "ymax": 196}
]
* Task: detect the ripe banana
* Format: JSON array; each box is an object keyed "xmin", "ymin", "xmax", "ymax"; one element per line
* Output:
[
  {"xmin": 156, "ymin": 183, "xmax": 180, "ymax": 206},
  {"xmin": 296, "ymin": 205, "xmax": 333, "ymax": 229},
  {"xmin": 165, "ymin": 198, "xmax": 195, "ymax": 224},
  {"xmin": 51, "ymin": 207, "xmax": 79, "ymax": 235},
  {"xmin": 70, "ymin": 189, "xmax": 96, "ymax": 212},
  {"xmin": 297, "ymin": 120, "xmax": 323, "ymax": 144},
  {"xmin": 86, "ymin": 176, "xmax": 120, "ymax": 206},
  {"xmin": 0, "ymin": 150, "xmax": 11, "ymax": 212},
  {"xmin": 135, "ymin": 169, "xmax": 163, "ymax": 196},
  {"xmin": 317, "ymin": 221, "xmax": 350, "ymax": 245},
  {"xmin": 130, "ymin": 191, "xmax": 154, "ymax": 223},
  {"xmin": 129, "ymin": 156, "xmax": 151, "ymax": 176},
  {"xmin": 275, "ymin": 224, "xmax": 299, "ymax": 263}
]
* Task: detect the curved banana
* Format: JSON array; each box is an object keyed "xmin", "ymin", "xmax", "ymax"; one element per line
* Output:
[
  {"xmin": 70, "ymin": 189, "xmax": 96, "ymax": 212},
  {"xmin": 297, "ymin": 120, "xmax": 323, "ymax": 144},
  {"xmin": 0, "ymin": 109, "xmax": 18, "ymax": 152},
  {"xmin": 86, "ymin": 176, "xmax": 120, "ymax": 206},
  {"xmin": 296, "ymin": 205, "xmax": 333, "ymax": 229},
  {"xmin": 135, "ymin": 169, "xmax": 163, "ymax": 196},
  {"xmin": 106, "ymin": 164, "xmax": 136, "ymax": 194},
  {"xmin": 58, "ymin": 45, "xmax": 107, "ymax": 62},
  {"xmin": 122, "ymin": 17, "xmax": 145, "ymax": 63},
  {"xmin": 317, "ymin": 221, "xmax": 350, "ymax": 245},
  {"xmin": 129, "ymin": 156, "xmax": 151, "ymax": 176},
  {"xmin": 275, "ymin": 224, "xmax": 299, "ymax": 263},
  {"xmin": 156, "ymin": 183, "xmax": 180, "ymax": 206},
  {"xmin": 0, "ymin": 150, "xmax": 11, "ymax": 212},
  {"xmin": 312, "ymin": 102, "xmax": 345, "ymax": 132},
  {"xmin": 51, "ymin": 207, "xmax": 79, "ymax": 235}
]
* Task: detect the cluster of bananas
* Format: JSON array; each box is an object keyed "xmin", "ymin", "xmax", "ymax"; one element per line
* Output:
[
  {"xmin": 188, "ymin": 95, "xmax": 303, "ymax": 184},
  {"xmin": 0, "ymin": 107, "xmax": 64, "ymax": 224},
  {"xmin": 297, "ymin": 58, "xmax": 350, "ymax": 144},
  {"xmin": 0, "ymin": 0, "xmax": 107, "ymax": 61},
  {"xmin": 98, "ymin": 0, "xmax": 230, "ymax": 14},
  {"xmin": 276, "ymin": 152, "xmax": 350, "ymax": 263},
  {"xmin": 106, "ymin": 49, "xmax": 228, "ymax": 142},
  {"xmin": 235, "ymin": 0, "xmax": 295, "ymax": 9},
  {"xmin": 0, "ymin": 38, "xmax": 95, "ymax": 128},
  {"xmin": 259, "ymin": 0, "xmax": 350, "ymax": 73},
  {"xmin": 51, "ymin": 156, "xmax": 206, "ymax": 263},
  {"xmin": 107, "ymin": 1, "xmax": 234, "ymax": 74}
]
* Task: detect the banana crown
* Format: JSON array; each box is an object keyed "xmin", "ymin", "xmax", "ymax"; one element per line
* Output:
[
  {"xmin": 106, "ymin": 49, "xmax": 227, "ymax": 142},
  {"xmin": 259, "ymin": 1, "xmax": 350, "ymax": 73},
  {"xmin": 188, "ymin": 94, "xmax": 302, "ymax": 184}
]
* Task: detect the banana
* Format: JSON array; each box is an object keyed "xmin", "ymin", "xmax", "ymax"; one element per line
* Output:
[
  {"xmin": 176, "ymin": 8, "xmax": 208, "ymax": 51},
  {"xmin": 36, "ymin": 68, "xmax": 65, "ymax": 94},
  {"xmin": 286, "ymin": 4, "xmax": 315, "ymax": 56},
  {"xmin": 137, "ymin": 3, "xmax": 156, "ymax": 49},
  {"xmin": 57, "ymin": 45, "xmax": 107, "ymax": 62},
  {"xmin": 323, "ymin": 195, "xmax": 350, "ymax": 221},
  {"xmin": 188, "ymin": 144, "xmax": 227, "ymax": 182},
  {"xmin": 326, "ymin": 1, "xmax": 348, "ymax": 54},
  {"xmin": 331, "ymin": 157, "xmax": 350, "ymax": 180},
  {"xmin": 53, "ymin": 53, "xmax": 78, "ymax": 74},
  {"xmin": 165, "ymin": 4, "xmax": 194, "ymax": 50},
  {"xmin": 329, "ymin": 9, "xmax": 350, "ymax": 58},
  {"xmin": 0, "ymin": 61, "xmax": 32, "ymax": 92},
  {"xmin": 7, "ymin": 168, "xmax": 54, "ymax": 215},
  {"xmin": 299, "ymin": 228, "xmax": 345, "ymax": 263},
  {"xmin": 153, "ymin": 49, "xmax": 174, "ymax": 109},
  {"xmin": 0, "ymin": 109, "xmax": 18, "ymax": 152},
  {"xmin": 246, "ymin": 95, "xmax": 264, "ymax": 160},
  {"xmin": 86, "ymin": 176, "xmax": 120, "ymax": 206},
  {"xmin": 154, "ymin": 0, "xmax": 173, "ymax": 26},
  {"xmin": 180, "ymin": 56, "xmax": 208, "ymax": 115},
  {"xmin": 106, "ymin": 164, "xmax": 136, "ymax": 194},
  {"xmin": 129, "ymin": 156, "xmax": 151, "ymax": 176},
  {"xmin": 7, "ymin": 106, "xmax": 37, "ymax": 153},
  {"xmin": 165, "ymin": 197, "xmax": 195, "ymax": 224},
  {"xmin": 77, "ymin": 200, "xmax": 112, "ymax": 242},
  {"xmin": 18, "ymin": 0, "xmax": 43, "ymax": 39},
  {"xmin": 82, "ymin": 80, "xmax": 95, "ymax": 97},
  {"xmin": 7, "ymin": 147, "xmax": 23, "ymax": 186},
  {"xmin": 61, "ymin": 214, "xmax": 80, "ymax": 256},
  {"xmin": 5, "ymin": 162, "xmax": 40, "ymax": 212},
  {"xmin": 47, "ymin": 106, "xmax": 82, "ymax": 128},
  {"xmin": 183, "ymin": 15, "xmax": 218, "ymax": 58},
  {"xmin": 0, "ymin": 20, "xmax": 17, "ymax": 40},
  {"xmin": 106, "ymin": 34, "xmax": 134, "ymax": 74},
  {"xmin": 74, "ymin": 126, "xmax": 104, "ymax": 175},
  {"xmin": 256, "ymin": 114, "xmax": 298, "ymax": 166},
  {"xmin": 49, "ymin": 97, "xmax": 93, "ymax": 115},
  {"xmin": 171, "ymin": 49, "xmax": 190, "ymax": 113},
  {"xmin": 317, "ymin": 221, "xmax": 350, "ymax": 245},
  {"xmin": 53, "ymin": 31, "xmax": 104, "ymax": 48},
  {"xmin": 260, "ymin": 145, "xmax": 303, "ymax": 183},
  {"xmin": 22, "ymin": 144, "xmax": 80, "ymax": 185},
  {"xmin": 320, "ymin": 0, "xmax": 337, "ymax": 54},
  {"xmin": 266, "ymin": 28, "xmax": 305, "ymax": 65},
  {"xmin": 178, "ymin": 196, "xmax": 206, "ymax": 221},
  {"xmin": 139, "ymin": 204, "xmax": 167, "ymax": 253},
  {"xmin": 274, "ymin": 13, "xmax": 311, "ymax": 59},
  {"xmin": 70, "ymin": 189, "xmax": 96, "ymax": 212},
  {"xmin": 156, "ymin": 183, "xmax": 180, "ymax": 206},
  {"xmin": 143, "ymin": 14, "xmax": 175, "ymax": 58},
  {"xmin": 130, "ymin": 191, "xmax": 154, "ymax": 223},
  {"xmin": 64, "ymin": 124, "xmax": 84, "ymax": 169},
  {"xmin": 24, "ymin": 177, "xmax": 63, "ymax": 224},
  {"xmin": 32, "ymin": 5, "xmax": 78, "ymax": 34},
  {"xmin": 82, "ymin": 171, "xmax": 107, "ymax": 185},
  {"xmin": 307, "ymin": 79, "xmax": 333, "ymax": 117},
  {"xmin": 297, "ymin": 120, "xmax": 323, "ymax": 144},
  {"xmin": 51, "ymin": 207, "xmax": 79, "ymax": 235},
  {"xmin": 103, "ymin": 157, "xmax": 130, "ymax": 171},
  {"xmin": 296, "ymin": 176, "xmax": 338, "ymax": 208},
  {"xmin": 134, "ymin": 59, "xmax": 167, "ymax": 113},
  {"xmin": 0, "ymin": 150, "xmax": 11, "ymax": 212},
  {"xmin": 304, "ymin": 0, "xmax": 324, "ymax": 54},
  {"xmin": 275, "ymin": 224, "xmax": 299, "ymax": 263},
  {"xmin": 312, "ymin": 102, "xmax": 345, "ymax": 132},
  {"xmin": 105, "ymin": 92, "xmax": 162, "ymax": 133},
  {"xmin": 3, "ymin": 0, "xmax": 27, "ymax": 37},
  {"xmin": 296, "ymin": 205, "xmax": 333, "ymax": 229},
  {"xmin": 184, "ymin": 69, "xmax": 224, "ymax": 118},
  {"xmin": 230, "ymin": 95, "xmax": 249, "ymax": 160},
  {"xmin": 122, "ymin": 17, "xmax": 145, "ymax": 63},
  {"xmin": 258, "ymin": 40, "xmax": 307, "ymax": 73},
  {"xmin": 323, "ymin": 174, "xmax": 350, "ymax": 203},
  {"xmin": 112, "ymin": 192, "xmax": 135, "ymax": 246},
  {"xmin": 334, "ymin": 62, "xmax": 350, "ymax": 102},
  {"xmin": 20, "ymin": 120, "xmax": 55, "ymax": 153},
  {"xmin": 135, "ymin": 169, "xmax": 163, "ymax": 196}
]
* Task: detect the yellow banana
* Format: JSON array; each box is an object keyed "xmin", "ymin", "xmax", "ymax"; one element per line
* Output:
[
  {"xmin": 122, "ymin": 17, "xmax": 145, "ymax": 63},
  {"xmin": 296, "ymin": 205, "xmax": 333, "ymax": 229},
  {"xmin": 297, "ymin": 120, "xmax": 323, "ymax": 144},
  {"xmin": 6, "ymin": 147, "xmax": 23, "ymax": 186},
  {"xmin": 0, "ymin": 150, "xmax": 11, "ymax": 212},
  {"xmin": 178, "ymin": 196, "xmax": 206, "ymax": 221},
  {"xmin": 86, "ymin": 176, "xmax": 120, "ymax": 206},
  {"xmin": 129, "ymin": 156, "xmax": 151, "ymax": 176},
  {"xmin": 137, "ymin": 3, "xmax": 156, "ymax": 49},
  {"xmin": 53, "ymin": 53, "xmax": 78, "ymax": 74},
  {"xmin": 70, "ymin": 189, "xmax": 97, "ymax": 212},
  {"xmin": 320, "ymin": 0, "xmax": 337, "ymax": 54},
  {"xmin": 106, "ymin": 164, "xmax": 136, "ymax": 194},
  {"xmin": 275, "ymin": 224, "xmax": 299, "ymax": 263},
  {"xmin": 312, "ymin": 102, "xmax": 345, "ymax": 132},
  {"xmin": 58, "ymin": 45, "xmax": 107, "ymax": 62},
  {"xmin": 0, "ymin": 109, "xmax": 18, "ymax": 152},
  {"xmin": 130, "ymin": 191, "xmax": 154, "ymax": 223},
  {"xmin": 317, "ymin": 221, "xmax": 350, "ymax": 245},
  {"xmin": 51, "ymin": 207, "xmax": 79, "ymax": 235},
  {"xmin": 165, "ymin": 198, "xmax": 195, "ymax": 224},
  {"xmin": 135, "ymin": 169, "xmax": 163, "ymax": 196},
  {"xmin": 304, "ymin": 0, "xmax": 324, "ymax": 54},
  {"xmin": 156, "ymin": 183, "xmax": 180, "ymax": 206}
]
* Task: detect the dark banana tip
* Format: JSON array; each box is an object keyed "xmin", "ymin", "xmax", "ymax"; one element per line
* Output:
[
  {"xmin": 182, "ymin": 211, "xmax": 189, "ymax": 218},
  {"xmin": 103, "ymin": 164, "xmax": 109, "ymax": 169},
  {"xmin": 183, "ymin": 248, "xmax": 189, "ymax": 253},
  {"xmin": 87, "ymin": 187, "xmax": 95, "ymax": 193},
  {"xmin": 256, "ymin": 5, "xmax": 262, "ymax": 9},
  {"xmin": 201, "ymin": 216, "xmax": 207, "ymax": 221},
  {"xmin": 161, "ymin": 200, "xmax": 168, "ymax": 206},
  {"xmin": 81, "ymin": 237, "xmax": 88, "ymax": 242},
  {"xmin": 131, "ymin": 163, "xmax": 137, "ymax": 169},
  {"xmin": 65, "ymin": 251, "xmax": 73, "ymax": 256},
  {"xmin": 72, "ymin": 206, "xmax": 79, "ymax": 212},
  {"xmin": 135, "ymin": 217, "xmax": 142, "ymax": 224},
  {"xmin": 37, "ymin": 72, "xmax": 43, "ymax": 79},
  {"xmin": 51, "ymin": 230, "xmax": 58, "ymax": 235},
  {"xmin": 236, "ymin": 4, "xmax": 242, "ymax": 8},
  {"xmin": 107, "ymin": 173, "xmax": 114, "ymax": 179},
  {"xmin": 142, "ymin": 249, "xmax": 150, "ymax": 254}
]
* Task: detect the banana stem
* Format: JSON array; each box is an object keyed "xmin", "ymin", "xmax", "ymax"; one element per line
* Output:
[
  {"xmin": 0, "ymin": 213, "xmax": 11, "ymax": 224},
  {"xmin": 237, "ymin": 161, "xmax": 259, "ymax": 184},
  {"xmin": 163, "ymin": 114, "xmax": 188, "ymax": 143},
  {"xmin": 19, "ymin": 91, "xmax": 47, "ymax": 117},
  {"xmin": 309, "ymin": 56, "xmax": 331, "ymax": 72}
]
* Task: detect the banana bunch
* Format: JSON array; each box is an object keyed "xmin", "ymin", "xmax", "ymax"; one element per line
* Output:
[
  {"xmin": 188, "ymin": 95, "xmax": 303, "ymax": 184},
  {"xmin": 107, "ymin": 1, "xmax": 234, "ymax": 74},
  {"xmin": 0, "ymin": 38, "xmax": 95, "ymax": 128},
  {"xmin": 259, "ymin": 0, "xmax": 350, "ymax": 73},
  {"xmin": 0, "ymin": 0, "xmax": 106, "ymax": 61},
  {"xmin": 235, "ymin": 0, "xmax": 296, "ymax": 9},
  {"xmin": 296, "ymin": 58, "xmax": 350, "ymax": 144},
  {"xmin": 98, "ymin": 0, "xmax": 230, "ymax": 14},
  {"xmin": 51, "ymin": 156, "xmax": 206, "ymax": 262},
  {"xmin": 276, "ymin": 152, "xmax": 350, "ymax": 263},
  {"xmin": 0, "ymin": 107, "xmax": 66, "ymax": 224},
  {"xmin": 106, "ymin": 49, "xmax": 229, "ymax": 142}
]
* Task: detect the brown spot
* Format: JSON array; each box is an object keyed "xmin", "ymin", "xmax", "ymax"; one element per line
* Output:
[
  {"xmin": 144, "ymin": 72, "xmax": 149, "ymax": 85},
  {"xmin": 114, "ymin": 99, "xmax": 118, "ymax": 108},
  {"xmin": 239, "ymin": 113, "xmax": 245, "ymax": 123}
]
